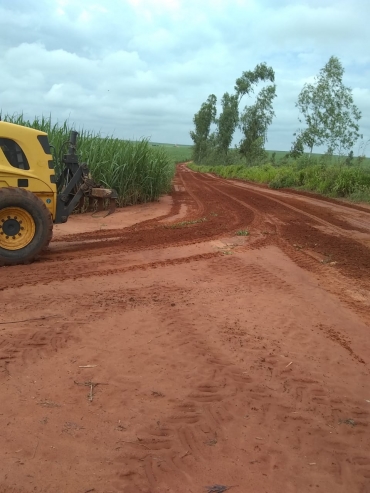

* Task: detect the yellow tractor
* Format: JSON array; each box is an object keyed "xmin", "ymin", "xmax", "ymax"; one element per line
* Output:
[{"xmin": 0, "ymin": 121, "xmax": 117, "ymax": 266}]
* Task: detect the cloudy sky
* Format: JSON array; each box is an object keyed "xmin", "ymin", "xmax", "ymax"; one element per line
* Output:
[{"xmin": 1, "ymin": 0, "xmax": 369, "ymax": 154}]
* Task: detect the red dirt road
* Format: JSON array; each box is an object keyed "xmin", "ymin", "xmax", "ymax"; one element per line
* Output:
[{"xmin": 1, "ymin": 165, "xmax": 370, "ymax": 493}]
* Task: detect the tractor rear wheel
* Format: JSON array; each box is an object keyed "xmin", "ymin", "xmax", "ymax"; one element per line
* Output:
[{"xmin": 0, "ymin": 188, "xmax": 53, "ymax": 266}]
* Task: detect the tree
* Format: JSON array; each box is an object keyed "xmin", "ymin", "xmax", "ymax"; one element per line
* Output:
[
  {"xmin": 236, "ymin": 64, "xmax": 276, "ymax": 164},
  {"xmin": 293, "ymin": 56, "xmax": 362, "ymax": 156},
  {"xmin": 190, "ymin": 94, "xmax": 217, "ymax": 163},
  {"xmin": 215, "ymin": 92, "xmax": 239, "ymax": 157},
  {"xmin": 189, "ymin": 62, "xmax": 277, "ymax": 165},
  {"xmin": 289, "ymin": 132, "xmax": 304, "ymax": 158},
  {"xmin": 235, "ymin": 62, "xmax": 275, "ymax": 103}
]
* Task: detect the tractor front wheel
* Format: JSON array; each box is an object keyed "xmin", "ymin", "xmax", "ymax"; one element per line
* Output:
[{"xmin": 0, "ymin": 188, "xmax": 53, "ymax": 266}]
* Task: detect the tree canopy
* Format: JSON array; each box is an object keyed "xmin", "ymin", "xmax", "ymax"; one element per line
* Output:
[
  {"xmin": 293, "ymin": 56, "xmax": 362, "ymax": 155},
  {"xmin": 190, "ymin": 62, "xmax": 276, "ymax": 165},
  {"xmin": 215, "ymin": 92, "xmax": 239, "ymax": 156},
  {"xmin": 189, "ymin": 94, "xmax": 217, "ymax": 162},
  {"xmin": 190, "ymin": 56, "xmax": 362, "ymax": 166},
  {"xmin": 238, "ymin": 66, "xmax": 276, "ymax": 164}
]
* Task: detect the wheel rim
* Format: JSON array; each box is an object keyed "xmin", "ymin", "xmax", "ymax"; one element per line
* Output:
[{"xmin": 0, "ymin": 207, "xmax": 36, "ymax": 250}]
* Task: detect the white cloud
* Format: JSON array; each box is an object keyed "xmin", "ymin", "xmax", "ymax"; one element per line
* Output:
[{"xmin": 0, "ymin": 0, "xmax": 369, "ymax": 151}]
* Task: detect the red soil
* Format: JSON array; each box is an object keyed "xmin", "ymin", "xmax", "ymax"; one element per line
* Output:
[{"xmin": 1, "ymin": 165, "xmax": 370, "ymax": 493}]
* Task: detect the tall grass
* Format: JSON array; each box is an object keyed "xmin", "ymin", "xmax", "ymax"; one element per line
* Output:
[
  {"xmin": 3, "ymin": 113, "xmax": 175, "ymax": 205},
  {"xmin": 189, "ymin": 157, "xmax": 370, "ymax": 203}
]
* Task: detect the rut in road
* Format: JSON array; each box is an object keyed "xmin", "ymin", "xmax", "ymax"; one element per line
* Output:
[{"xmin": 1, "ymin": 164, "xmax": 370, "ymax": 293}]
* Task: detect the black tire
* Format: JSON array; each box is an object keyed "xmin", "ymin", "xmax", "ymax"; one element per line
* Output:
[{"xmin": 0, "ymin": 188, "xmax": 53, "ymax": 266}]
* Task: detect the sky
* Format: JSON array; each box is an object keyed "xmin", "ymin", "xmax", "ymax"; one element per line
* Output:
[{"xmin": 1, "ymin": 0, "xmax": 370, "ymax": 154}]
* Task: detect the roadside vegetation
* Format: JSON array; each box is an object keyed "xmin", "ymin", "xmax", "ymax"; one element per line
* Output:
[
  {"xmin": 189, "ymin": 56, "xmax": 370, "ymax": 203},
  {"xmin": 188, "ymin": 155, "xmax": 370, "ymax": 202},
  {"xmin": 3, "ymin": 114, "xmax": 175, "ymax": 206}
]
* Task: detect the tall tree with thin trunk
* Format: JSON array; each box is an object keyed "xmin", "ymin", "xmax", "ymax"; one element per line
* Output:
[
  {"xmin": 239, "ymin": 84, "xmax": 276, "ymax": 164},
  {"xmin": 293, "ymin": 56, "xmax": 362, "ymax": 156},
  {"xmin": 215, "ymin": 92, "xmax": 239, "ymax": 157},
  {"xmin": 190, "ymin": 63, "xmax": 276, "ymax": 165},
  {"xmin": 190, "ymin": 94, "xmax": 217, "ymax": 163},
  {"xmin": 236, "ymin": 63, "xmax": 276, "ymax": 164}
]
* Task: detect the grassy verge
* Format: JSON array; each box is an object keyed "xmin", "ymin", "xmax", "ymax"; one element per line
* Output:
[
  {"xmin": 3, "ymin": 114, "xmax": 175, "ymax": 206},
  {"xmin": 188, "ymin": 158, "xmax": 370, "ymax": 203}
]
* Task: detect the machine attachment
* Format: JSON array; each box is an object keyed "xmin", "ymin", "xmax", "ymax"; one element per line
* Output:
[{"xmin": 55, "ymin": 131, "xmax": 118, "ymax": 223}]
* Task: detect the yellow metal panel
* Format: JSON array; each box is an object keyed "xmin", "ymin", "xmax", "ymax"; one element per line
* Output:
[
  {"xmin": 0, "ymin": 121, "xmax": 57, "ymax": 219},
  {"xmin": 34, "ymin": 193, "xmax": 55, "ymax": 217}
]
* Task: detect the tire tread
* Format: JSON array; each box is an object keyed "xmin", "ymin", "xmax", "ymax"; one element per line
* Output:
[{"xmin": 0, "ymin": 187, "xmax": 53, "ymax": 266}]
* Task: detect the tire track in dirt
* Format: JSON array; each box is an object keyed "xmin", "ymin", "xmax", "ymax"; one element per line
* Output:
[
  {"xmin": 193, "ymin": 167, "xmax": 370, "ymax": 238},
  {"xmin": 99, "ymin": 255, "xmax": 370, "ymax": 492},
  {"xmin": 2, "ymin": 164, "xmax": 369, "ymax": 282},
  {"xmin": 211, "ymin": 173, "xmax": 370, "ymax": 232},
  {"xmin": 1, "ymin": 239, "xmax": 370, "ymax": 492},
  {"xmin": 2, "ymin": 164, "xmax": 370, "ymax": 326},
  {"xmin": 0, "ymin": 252, "xmax": 224, "ymax": 291},
  {"xmin": 189, "ymin": 168, "xmax": 370, "ymax": 287},
  {"xmin": 0, "ymin": 317, "xmax": 84, "ymax": 376},
  {"xmin": 187, "ymin": 171, "xmax": 370, "ymax": 329},
  {"xmin": 0, "ymin": 169, "xmax": 255, "ymax": 290},
  {"xmin": 197, "ymin": 171, "xmax": 365, "ymax": 235}
]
